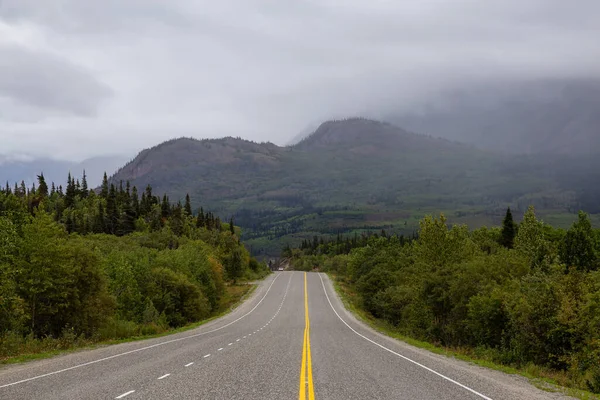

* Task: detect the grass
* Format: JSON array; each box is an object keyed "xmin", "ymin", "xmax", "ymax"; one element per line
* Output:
[
  {"xmin": 327, "ymin": 274, "xmax": 599, "ymax": 400},
  {"xmin": 0, "ymin": 283, "xmax": 258, "ymax": 365}
]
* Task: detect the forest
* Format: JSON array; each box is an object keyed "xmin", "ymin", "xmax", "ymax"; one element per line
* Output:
[
  {"xmin": 289, "ymin": 207, "xmax": 600, "ymax": 393},
  {"xmin": 0, "ymin": 172, "xmax": 268, "ymax": 361}
]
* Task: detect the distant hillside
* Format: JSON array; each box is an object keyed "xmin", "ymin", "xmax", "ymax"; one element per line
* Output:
[
  {"xmin": 390, "ymin": 79, "xmax": 600, "ymax": 155},
  {"xmin": 110, "ymin": 118, "xmax": 600, "ymax": 257},
  {"xmin": 0, "ymin": 155, "xmax": 129, "ymax": 187}
]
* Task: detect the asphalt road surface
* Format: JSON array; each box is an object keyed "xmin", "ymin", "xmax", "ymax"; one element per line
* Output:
[{"xmin": 0, "ymin": 272, "xmax": 575, "ymax": 400}]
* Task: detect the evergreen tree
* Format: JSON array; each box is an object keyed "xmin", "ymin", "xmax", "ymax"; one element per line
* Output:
[
  {"xmin": 94, "ymin": 202, "xmax": 105, "ymax": 233},
  {"xmin": 105, "ymin": 184, "xmax": 118, "ymax": 234},
  {"xmin": 81, "ymin": 170, "xmax": 89, "ymax": 198},
  {"xmin": 37, "ymin": 174, "xmax": 49, "ymax": 198},
  {"xmin": 170, "ymin": 202, "xmax": 184, "ymax": 236},
  {"xmin": 131, "ymin": 186, "xmax": 140, "ymax": 218},
  {"xmin": 500, "ymin": 207, "xmax": 516, "ymax": 249},
  {"xmin": 196, "ymin": 207, "xmax": 205, "ymax": 228},
  {"xmin": 161, "ymin": 195, "xmax": 170, "ymax": 218},
  {"xmin": 229, "ymin": 217, "xmax": 235, "ymax": 235},
  {"xmin": 184, "ymin": 194, "xmax": 193, "ymax": 216},
  {"xmin": 100, "ymin": 172, "xmax": 109, "ymax": 199},
  {"xmin": 65, "ymin": 173, "xmax": 76, "ymax": 208}
]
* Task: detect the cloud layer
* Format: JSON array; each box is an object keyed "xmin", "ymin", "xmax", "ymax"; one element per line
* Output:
[{"xmin": 1, "ymin": 0, "xmax": 599, "ymax": 160}]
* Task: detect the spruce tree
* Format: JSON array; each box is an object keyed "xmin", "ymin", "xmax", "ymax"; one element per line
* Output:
[
  {"xmin": 500, "ymin": 207, "xmax": 516, "ymax": 249},
  {"xmin": 37, "ymin": 174, "xmax": 49, "ymax": 198},
  {"xmin": 81, "ymin": 170, "xmax": 89, "ymax": 198},
  {"xmin": 229, "ymin": 217, "xmax": 235, "ymax": 235},
  {"xmin": 100, "ymin": 172, "xmax": 109, "ymax": 199},
  {"xmin": 65, "ymin": 173, "xmax": 76, "ymax": 208}
]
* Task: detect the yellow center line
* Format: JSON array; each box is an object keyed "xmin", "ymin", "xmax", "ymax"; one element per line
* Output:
[{"xmin": 299, "ymin": 272, "xmax": 315, "ymax": 400}]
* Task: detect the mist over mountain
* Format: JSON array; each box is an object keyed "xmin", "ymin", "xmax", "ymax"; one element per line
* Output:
[
  {"xmin": 0, "ymin": 155, "xmax": 129, "ymax": 188},
  {"xmin": 388, "ymin": 79, "xmax": 600, "ymax": 155}
]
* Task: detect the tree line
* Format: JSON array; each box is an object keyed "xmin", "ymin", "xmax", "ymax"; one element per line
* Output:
[
  {"xmin": 0, "ymin": 172, "xmax": 266, "ymax": 360},
  {"xmin": 290, "ymin": 207, "xmax": 600, "ymax": 393}
]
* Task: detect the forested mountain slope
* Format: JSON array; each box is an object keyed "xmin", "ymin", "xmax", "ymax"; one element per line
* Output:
[{"xmin": 110, "ymin": 118, "xmax": 600, "ymax": 256}]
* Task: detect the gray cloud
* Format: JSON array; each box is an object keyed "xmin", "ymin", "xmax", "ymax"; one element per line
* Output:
[
  {"xmin": 0, "ymin": 45, "xmax": 112, "ymax": 117},
  {"xmin": 0, "ymin": 0, "xmax": 599, "ymax": 160}
]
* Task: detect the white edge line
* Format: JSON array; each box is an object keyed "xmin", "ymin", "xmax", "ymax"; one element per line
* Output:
[
  {"xmin": 158, "ymin": 374, "xmax": 170, "ymax": 380},
  {"xmin": 115, "ymin": 390, "xmax": 135, "ymax": 399},
  {"xmin": 318, "ymin": 273, "xmax": 493, "ymax": 400},
  {"xmin": 0, "ymin": 273, "xmax": 283, "ymax": 390}
]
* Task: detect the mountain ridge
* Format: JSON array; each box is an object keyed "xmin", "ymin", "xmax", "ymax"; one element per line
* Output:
[{"xmin": 108, "ymin": 118, "xmax": 600, "ymax": 256}]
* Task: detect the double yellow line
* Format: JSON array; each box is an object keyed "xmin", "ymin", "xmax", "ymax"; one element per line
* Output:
[{"xmin": 299, "ymin": 272, "xmax": 315, "ymax": 400}]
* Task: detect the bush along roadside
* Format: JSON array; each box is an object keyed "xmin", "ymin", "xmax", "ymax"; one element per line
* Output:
[{"xmin": 290, "ymin": 208, "xmax": 600, "ymax": 396}]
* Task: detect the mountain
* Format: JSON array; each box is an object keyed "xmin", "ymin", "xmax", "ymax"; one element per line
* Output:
[
  {"xmin": 110, "ymin": 118, "xmax": 600, "ymax": 257},
  {"xmin": 389, "ymin": 79, "xmax": 600, "ymax": 155},
  {"xmin": 0, "ymin": 155, "xmax": 129, "ymax": 188}
]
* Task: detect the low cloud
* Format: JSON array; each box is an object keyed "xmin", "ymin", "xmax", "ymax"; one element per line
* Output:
[{"xmin": 0, "ymin": 0, "xmax": 599, "ymax": 160}]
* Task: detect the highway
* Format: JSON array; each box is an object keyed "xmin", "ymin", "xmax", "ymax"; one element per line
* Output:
[{"xmin": 0, "ymin": 272, "xmax": 572, "ymax": 399}]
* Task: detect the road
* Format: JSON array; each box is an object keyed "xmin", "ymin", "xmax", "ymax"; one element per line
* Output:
[{"xmin": 0, "ymin": 272, "xmax": 573, "ymax": 400}]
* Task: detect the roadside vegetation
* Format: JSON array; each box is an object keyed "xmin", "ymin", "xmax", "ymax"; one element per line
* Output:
[
  {"xmin": 289, "ymin": 207, "xmax": 600, "ymax": 394},
  {"xmin": 0, "ymin": 173, "xmax": 269, "ymax": 362}
]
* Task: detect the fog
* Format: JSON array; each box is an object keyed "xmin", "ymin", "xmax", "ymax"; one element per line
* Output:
[{"xmin": 1, "ymin": 0, "xmax": 599, "ymax": 160}]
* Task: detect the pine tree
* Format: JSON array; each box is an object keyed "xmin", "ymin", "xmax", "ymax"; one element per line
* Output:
[
  {"xmin": 184, "ymin": 194, "xmax": 193, "ymax": 216},
  {"xmin": 229, "ymin": 217, "xmax": 235, "ymax": 235},
  {"xmin": 500, "ymin": 207, "xmax": 516, "ymax": 249}
]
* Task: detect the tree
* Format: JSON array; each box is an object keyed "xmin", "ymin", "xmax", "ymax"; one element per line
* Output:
[
  {"xmin": 560, "ymin": 211, "xmax": 598, "ymax": 271},
  {"xmin": 226, "ymin": 248, "xmax": 244, "ymax": 284},
  {"xmin": 161, "ymin": 195, "xmax": 170, "ymax": 219},
  {"xmin": 81, "ymin": 170, "xmax": 89, "ymax": 198},
  {"xmin": 196, "ymin": 207, "xmax": 205, "ymax": 228},
  {"xmin": 229, "ymin": 217, "xmax": 235, "ymax": 235},
  {"xmin": 514, "ymin": 206, "xmax": 549, "ymax": 269},
  {"xmin": 184, "ymin": 194, "xmax": 193, "ymax": 216},
  {"xmin": 105, "ymin": 184, "xmax": 118, "ymax": 234},
  {"xmin": 100, "ymin": 172, "xmax": 109, "ymax": 199},
  {"xmin": 64, "ymin": 173, "xmax": 76, "ymax": 208},
  {"xmin": 37, "ymin": 174, "xmax": 49, "ymax": 198},
  {"xmin": 500, "ymin": 207, "xmax": 516, "ymax": 249}
]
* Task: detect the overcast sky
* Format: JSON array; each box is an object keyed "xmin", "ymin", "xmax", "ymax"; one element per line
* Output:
[{"xmin": 1, "ymin": 0, "xmax": 599, "ymax": 161}]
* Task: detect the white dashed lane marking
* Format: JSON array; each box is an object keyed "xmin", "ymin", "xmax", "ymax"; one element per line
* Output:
[{"xmin": 115, "ymin": 390, "xmax": 135, "ymax": 399}]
